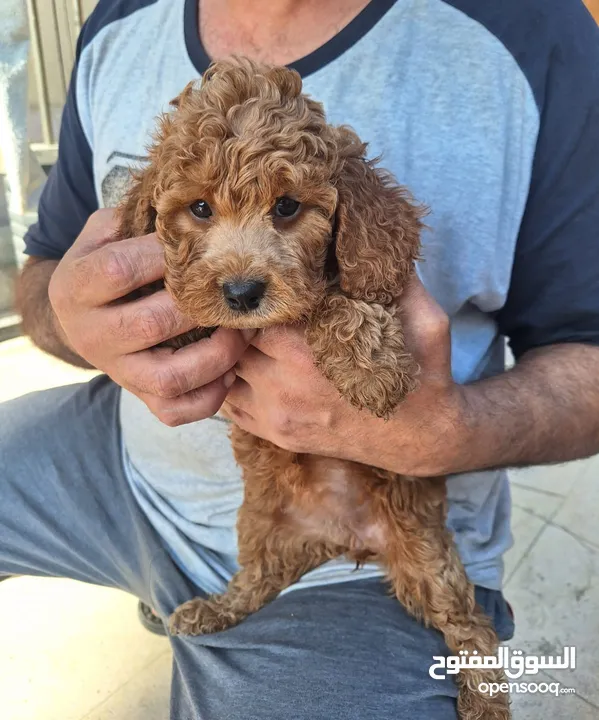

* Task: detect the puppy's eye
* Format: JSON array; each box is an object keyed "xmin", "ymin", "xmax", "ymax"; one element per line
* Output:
[
  {"xmin": 190, "ymin": 200, "xmax": 212, "ymax": 219},
  {"xmin": 273, "ymin": 196, "xmax": 300, "ymax": 218}
]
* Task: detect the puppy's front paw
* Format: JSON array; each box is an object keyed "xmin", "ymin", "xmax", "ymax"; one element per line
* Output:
[
  {"xmin": 169, "ymin": 598, "xmax": 232, "ymax": 636},
  {"xmin": 307, "ymin": 295, "xmax": 418, "ymax": 418}
]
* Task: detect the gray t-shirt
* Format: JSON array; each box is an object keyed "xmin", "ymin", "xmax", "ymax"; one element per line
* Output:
[{"xmin": 24, "ymin": 0, "xmax": 599, "ymax": 593}]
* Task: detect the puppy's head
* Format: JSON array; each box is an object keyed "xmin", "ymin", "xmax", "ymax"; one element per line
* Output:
[{"xmin": 140, "ymin": 57, "xmax": 423, "ymax": 329}]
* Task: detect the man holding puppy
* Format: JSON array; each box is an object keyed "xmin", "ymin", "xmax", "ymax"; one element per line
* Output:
[{"xmin": 2, "ymin": 1, "xmax": 599, "ymax": 718}]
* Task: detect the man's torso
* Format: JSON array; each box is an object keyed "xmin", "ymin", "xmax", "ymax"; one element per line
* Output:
[{"xmin": 75, "ymin": 0, "xmax": 543, "ymax": 593}]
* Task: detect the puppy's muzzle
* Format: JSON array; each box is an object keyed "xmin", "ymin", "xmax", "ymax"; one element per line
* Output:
[{"xmin": 222, "ymin": 279, "xmax": 266, "ymax": 312}]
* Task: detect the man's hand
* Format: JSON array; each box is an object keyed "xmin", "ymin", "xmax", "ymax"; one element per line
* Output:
[
  {"xmin": 225, "ymin": 268, "xmax": 599, "ymax": 476},
  {"xmin": 48, "ymin": 209, "xmax": 252, "ymax": 426},
  {"xmin": 223, "ymin": 275, "xmax": 464, "ymax": 475}
]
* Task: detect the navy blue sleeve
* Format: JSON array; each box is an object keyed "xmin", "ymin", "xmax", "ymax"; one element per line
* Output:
[
  {"xmin": 23, "ymin": 33, "xmax": 97, "ymax": 259},
  {"xmin": 448, "ymin": 0, "xmax": 599, "ymax": 359},
  {"xmin": 497, "ymin": 1, "xmax": 599, "ymax": 358}
]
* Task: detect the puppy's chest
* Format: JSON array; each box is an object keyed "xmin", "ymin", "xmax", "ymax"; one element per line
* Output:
[{"xmin": 281, "ymin": 456, "xmax": 391, "ymax": 552}]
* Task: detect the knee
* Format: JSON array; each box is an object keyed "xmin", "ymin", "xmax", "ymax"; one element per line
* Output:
[
  {"xmin": 0, "ymin": 385, "xmax": 80, "ymax": 465},
  {"xmin": 0, "ymin": 393, "xmax": 37, "ymax": 462}
]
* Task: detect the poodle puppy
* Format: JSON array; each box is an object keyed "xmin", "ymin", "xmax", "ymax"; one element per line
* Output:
[{"xmin": 116, "ymin": 57, "xmax": 510, "ymax": 720}]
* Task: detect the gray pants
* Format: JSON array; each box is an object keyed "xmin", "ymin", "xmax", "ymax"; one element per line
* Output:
[{"xmin": 0, "ymin": 375, "xmax": 514, "ymax": 719}]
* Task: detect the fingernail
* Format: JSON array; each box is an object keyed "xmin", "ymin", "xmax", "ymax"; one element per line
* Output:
[
  {"xmin": 241, "ymin": 329, "xmax": 258, "ymax": 343},
  {"xmin": 223, "ymin": 370, "xmax": 236, "ymax": 388}
]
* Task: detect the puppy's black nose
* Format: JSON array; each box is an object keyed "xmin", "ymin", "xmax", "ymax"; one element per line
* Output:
[{"xmin": 223, "ymin": 280, "xmax": 266, "ymax": 312}]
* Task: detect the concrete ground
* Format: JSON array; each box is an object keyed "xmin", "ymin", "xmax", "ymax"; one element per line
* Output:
[{"xmin": 0, "ymin": 337, "xmax": 597, "ymax": 719}]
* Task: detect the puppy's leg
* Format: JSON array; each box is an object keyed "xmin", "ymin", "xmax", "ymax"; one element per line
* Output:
[
  {"xmin": 377, "ymin": 481, "xmax": 511, "ymax": 719},
  {"xmin": 170, "ymin": 430, "xmax": 340, "ymax": 636},
  {"xmin": 390, "ymin": 545, "xmax": 510, "ymax": 720},
  {"xmin": 169, "ymin": 517, "xmax": 337, "ymax": 636},
  {"xmin": 306, "ymin": 294, "xmax": 418, "ymax": 419}
]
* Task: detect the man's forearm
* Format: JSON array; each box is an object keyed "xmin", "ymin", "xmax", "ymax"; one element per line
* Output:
[
  {"xmin": 16, "ymin": 257, "xmax": 93, "ymax": 369},
  {"xmin": 438, "ymin": 344, "xmax": 599, "ymax": 476},
  {"xmin": 354, "ymin": 343, "xmax": 599, "ymax": 478}
]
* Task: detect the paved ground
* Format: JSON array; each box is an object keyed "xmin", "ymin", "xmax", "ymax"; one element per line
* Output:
[{"xmin": 0, "ymin": 337, "xmax": 597, "ymax": 719}]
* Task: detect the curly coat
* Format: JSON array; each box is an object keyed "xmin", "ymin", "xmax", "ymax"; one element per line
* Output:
[{"xmin": 117, "ymin": 58, "xmax": 510, "ymax": 719}]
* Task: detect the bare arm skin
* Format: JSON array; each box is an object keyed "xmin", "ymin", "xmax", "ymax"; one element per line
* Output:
[
  {"xmin": 447, "ymin": 343, "xmax": 599, "ymax": 475},
  {"xmin": 17, "ymin": 257, "xmax": 94, "ymax": 369}
]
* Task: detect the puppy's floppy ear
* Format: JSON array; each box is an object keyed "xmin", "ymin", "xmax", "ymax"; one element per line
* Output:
[
  {"xmin": 333, "ymin": 128, "xmax": 425, "ymax": 305},
  {"xmin": 307, "ymin": 295, "xmax": 419, "ymax": 418},
  {"xmin": 305, "ymin": 127, "xmax": 424, "ymax": 417},
  {"xmin": 115, "ymin": 162, "xmax": 158, "ymax": 239}
]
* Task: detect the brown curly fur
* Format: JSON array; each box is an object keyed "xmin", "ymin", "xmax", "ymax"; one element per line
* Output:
[{"xmin": 116, "ymin": 58, "xmax": 510, "ymax": 719}]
